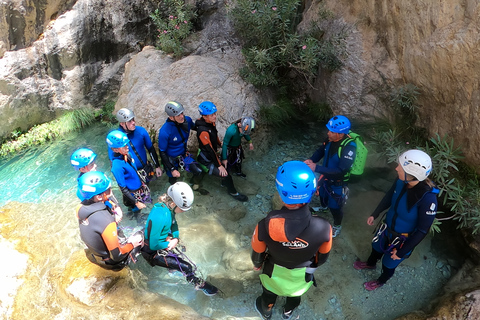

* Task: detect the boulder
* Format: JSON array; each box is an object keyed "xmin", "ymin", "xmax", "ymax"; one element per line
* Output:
[{"xmin": 114, "ymin": 46, "xmax": 260, "ymax": 145}]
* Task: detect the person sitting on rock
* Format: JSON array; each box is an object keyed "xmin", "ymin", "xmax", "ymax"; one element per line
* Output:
[
  {"xmin": 76, "ymin": 171, "xmax": 143, "ymax": 271},
  {"xmin": 141, "ymin": 182, "xmax": 218, "ymax": 296},
  {"xmin": 221, "ymin": 116, "xmax": 255, "ymax": 178},
  {"xmin": 194, "ymin": 101, "xmax": 248, "ymax": 202}
]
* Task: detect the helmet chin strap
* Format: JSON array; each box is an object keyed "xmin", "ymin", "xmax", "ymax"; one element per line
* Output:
[
  {"xmin": 120, "ymin": 123, "xmax": 134, "ymax": 134},
  {"xmin": 402, "ymin": 172, "xmax": 417, "ymax": 184}
]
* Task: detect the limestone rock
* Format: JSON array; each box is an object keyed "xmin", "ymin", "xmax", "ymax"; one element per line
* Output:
[
  {"xmin": 221, "ymin": 248, "xmax": 253, "ymax": 272},
  {"xmin": 60, "ymin": 250, "xmax": 129, "ymax": 306},
  {"xmin": 114, "ymin": 46, "xmax": 260, "ymax": 144},
  {"xmin": 0, "ymin": 0, "xmax": 157, "ymax": 138},
  {"xmin": 306, "ymin": 0, "xmax": 480, "ymax": 168},
  {"xmin": 396, "ymin": 261, "xmax": 480, "ymax": 320}
]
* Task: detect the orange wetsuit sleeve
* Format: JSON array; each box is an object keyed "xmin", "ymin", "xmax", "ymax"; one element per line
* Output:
[
  {"xmin": 251, "ymin": 224, "xmax": 267, "ymax": 253},
  {"xmin": 198, "ymin": 131, "xmax": 222, "ymax": 167},
  {"xmin": 198, "ymin": 131, "xmax": 213, "ymax": 147},
  {"xmin": 102, "ymin": 222, "xmax": 134, "ymax": 255},
  {"xmin": 318, "ymin": 225, "xmax": 333, "ymax": 254}
]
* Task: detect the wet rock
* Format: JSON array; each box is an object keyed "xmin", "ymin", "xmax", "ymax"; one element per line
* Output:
[
  {"xmin": 223, "ymin": 206, "xmax": 247, "ymax": 222},
  {"xmin": 222, "ymin": 248, "xmax": 253, "ymax": 272},
  {"xmin": 60, "ymin": 250, "xmax": 130, "ymax": 306}
]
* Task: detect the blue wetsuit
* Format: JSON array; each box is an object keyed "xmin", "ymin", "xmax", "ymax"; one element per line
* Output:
[
  {"xmin": 309, "ymin": 136, "xmax": 356, "ymax": 225},
  {"xmin": 108, "ymin": 126, "xmax": 159, "ymax": 171},
  {"xmin": 110, "ymin": 152, "xmax": 144, "ymax": 207},
  {"xmin": 367, "ymin": 179, "xmax": 438, "ymax": 283},
  {"xmin": 158, "ymin": 117, "xmax": 201, "ymax": 184}
]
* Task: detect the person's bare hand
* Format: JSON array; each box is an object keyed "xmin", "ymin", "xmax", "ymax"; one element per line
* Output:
[
  {"xmin": 367, "ymin": 216, "xmax": 375, "ymax": 226},
  {"xmin": 172, "ymin": 169, "xmax": 181, "ymax": 178},
  {"xmin": 219, "ymin": 165, "xmax": 228, "ymax": 177},
  {"xmin": 136, "ymin": 202, "xmax": 146, "ymax": 210}
]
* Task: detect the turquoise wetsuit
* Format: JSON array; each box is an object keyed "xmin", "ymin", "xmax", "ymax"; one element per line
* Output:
[{"xmin": 141, "ymin": 202, "xmax": 201, "ymax": 285}]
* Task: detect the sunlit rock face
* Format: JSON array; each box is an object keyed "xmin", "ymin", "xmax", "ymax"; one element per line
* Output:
[
  {"xmin": 0, "ymin": 0, "xmax": 157, "ymax": 138},
  {"xmin": 114, "ymin": 46, "xmax": 260, "ymax": 144},
  {"xmin": 303, "ymin": 0, "xmax": 480, "ymax": 167}
]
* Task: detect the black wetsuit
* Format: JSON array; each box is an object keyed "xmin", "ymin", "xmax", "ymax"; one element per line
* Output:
[
  {"xmin": 76, "ymin": 201, "xmax": 134, "ymax": 270},
  {"xmin": 251, "ymin": 205, "xmax": 332, "ymax": 312},
  {"xmin": 194, "ymin": 117, "xmax": 237, "ymax": 194}
]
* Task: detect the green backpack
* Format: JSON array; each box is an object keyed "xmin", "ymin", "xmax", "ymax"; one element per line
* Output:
[{"xmin": 338, "ymin": 132, "xmax": 368, "ymax": 175}]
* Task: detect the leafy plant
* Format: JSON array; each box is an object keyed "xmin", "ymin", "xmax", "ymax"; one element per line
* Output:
[
  {"xmin": 229, "ymin": 0, "xmax": 346, "ymax": 87},
  {"xmin": 0, "ymin": 107, "xmax": 95, "ymax": 158},
  {"xmin": 371, "ymin": 101, "xmax": 480, "ymax": 234},
  {"xmin": 259, "ymin": 98, "xmax": 299, "ymax": 128},
  {"xmin": 94, "ymin": 100, "xmax": 117, "ymax": 124},
  {"xmin": 150, "ymin": 0, "xmax": 197, "ymax": 57}
]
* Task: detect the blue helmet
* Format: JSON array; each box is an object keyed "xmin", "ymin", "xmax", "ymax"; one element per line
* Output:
[
  {"xmin": 70, "ymin": 148, "xmax": 97, "ymax": 170},
  {"xmin": 78, "ymin": 171, "xmax": 112, "ymax": 200},
  {"xmin": 275, "ymin": 161, "xmax": 316, "ymax": 205},
  {"xmin": 106, "ymin": 130, "xmax": 129, "ymax": 149},
  {"xmin": 326, "ymin": 115, "xmax": 351, "ymax": 134},
  {"xmin": 198, "ymin": 101, "xmax": 217, "ymax": 115}
]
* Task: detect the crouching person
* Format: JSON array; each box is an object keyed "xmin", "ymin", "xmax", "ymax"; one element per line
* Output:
[
  {"xmin": 76, "ymin": 171, "xmax": 143, "ymax": 271},
  {"xmin": 141, "ymin": 182, "xmax": 218, "ymax": 296}
]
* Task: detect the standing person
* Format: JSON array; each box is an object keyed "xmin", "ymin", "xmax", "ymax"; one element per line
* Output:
[
  {"xmin": 158, "ymin": 101, "xmax": 203, "ymax": 185},
  {"xmin": 194, "ymin": 101, "xmax": 248, "ymax": 202},
  {"xmin": 76, "ymin": 171, "xmax": 143, "ymax": 271},
  {"xmin": 251, "ymin": 161, "xmax": 332, "ymax": 320},
  {"xmin": 221, "ymin": 117, "xmax": 255, "ymax": 178},
  {"xmin": 109, "ymin": 108, "xmax": 162, "ymax": 183},
  {"xmin": 141, "ymin": 182, "xmax": 218, "ymax": 296},
  {"xmin": 304, "ymin": 115, "xmax": 356, "ymax": 237},
  {"xmin": 354, "ymin": 150, "xmax": 438, "ymax": 291},
  {"xmin": 106, "ymin": 130, "xmax": 151, "ymax": 221}
]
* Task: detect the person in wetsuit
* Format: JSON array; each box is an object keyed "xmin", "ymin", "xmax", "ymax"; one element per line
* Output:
[
  {"xmin": 304, "ymin": 115, "xmax": 356, "ymax": 237},
  {"xmin": 107, "ymin": 130, "xmax": 151, "ymax": 222},
  {"xmin": 194, "ymin": 101, "xmax": 248, "ymax": 202},
  {"xmin": 221, "ymin": 116, "xmax": 255, "ymax": 178},
  {"xmin": 158, "ymin": 101, "xmax": 203, "ymax": 185},
  {"xmin": 353, "ymin": 149, "xmax": 438, "ymax": 291},
  {"xmin": 108, "ymin": 108, "xmax": 162, "ymax": 183},
  {"xmin": 141, "ymin": 182, "xmax": 218, "ymax": 296},
  {"xmin": 76, "ymin": 171, "xmax": 143, "ymax": 271},
  {"xmin": 251, "ymin": 161, "xmax": 332, "ymax": 320}
]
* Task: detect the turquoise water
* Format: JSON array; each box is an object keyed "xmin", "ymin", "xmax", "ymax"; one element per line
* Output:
[
  {"xmin": 0, "ymin": 124, "xmax": 113, "ymax": 206},
  {"xmin": 0, "ymin": 123, "xmax": 466, "ymax": 320}
]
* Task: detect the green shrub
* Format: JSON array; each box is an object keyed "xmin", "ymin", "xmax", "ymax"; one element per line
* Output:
[
  {"xmin": 371, "ymin": 91, "xmax": 480, "ymax": 234},
  {"xmin": 0, "ymin": 107, "xmax": 95, "ymax": 158},
  {"xmin": 229, "ymin": 0, "xmax": 346, "ymax": 87},
  {"xmin": 150, "ymin": 0, "xmax": 197, "ymax": 57},
  {"xmin": 259, "ymin": 98, "xmax": 299, "ymax": 128},
  {"xmin": 94, "ymin": 100, "xmax": 117, "ymax": 125}
]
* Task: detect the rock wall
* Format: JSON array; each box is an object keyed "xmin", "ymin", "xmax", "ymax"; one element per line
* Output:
[
  {"xmin": 307, "ymin": 0, "xmax": 480, "ymax": 167},
  {"xmin": 0, "ymin": 0, "xmax": 157, "ymax": 138}
]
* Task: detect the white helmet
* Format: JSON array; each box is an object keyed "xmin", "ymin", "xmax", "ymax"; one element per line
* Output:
[
  {"xmin": 167, "ymin": 182, "xmax": 194, "ymax": 211},
  {"xmin": 398, "ymin": 150, "xmax": 432, "ymax": 181}
]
